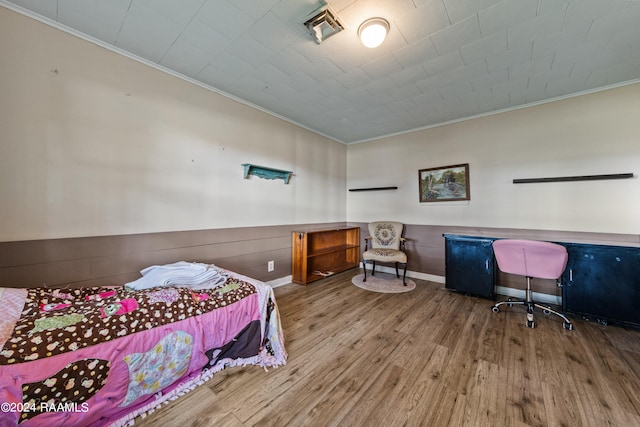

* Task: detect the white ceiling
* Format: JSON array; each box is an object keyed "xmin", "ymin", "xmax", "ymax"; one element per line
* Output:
[{"xmin": 3, "ymin": 0, "xmax": 640, "ymax": 143}]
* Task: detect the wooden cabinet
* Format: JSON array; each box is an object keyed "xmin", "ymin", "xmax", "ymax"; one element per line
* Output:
[
  {"xmin": 562, "ymin": 243, "xmax": 640, "ymax": 328},
  {"xmin": 444, "ymin": 234, "xmax": 495, "ymax": 299},
  {"xmin": 292, "ymin": 227, "xmax": 361, "ymax": 285}
]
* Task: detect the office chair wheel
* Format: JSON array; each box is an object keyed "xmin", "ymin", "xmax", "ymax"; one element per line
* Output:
[
  {"xmin": 526, "ymin": 320, "xmax": 536, "ymax": 328},
  {"xmin": 563, "ymin": 322, "xmax": 574, "ymax": 331},
  {"xmin": 491, "ymin": 306, "xmax": 500, "ymax": 313},
  {"xmin": 543, "ymin": 308, "xmax": 551, "ymax": 315},
  {"xmin": 507, "ymin": 297, "xmax": 514, "ymax": 307}
]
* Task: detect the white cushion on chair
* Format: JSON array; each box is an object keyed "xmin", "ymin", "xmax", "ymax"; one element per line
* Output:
[{"xmin": 363, "ymin": 248, "xmax": 407, "ymax": 263}]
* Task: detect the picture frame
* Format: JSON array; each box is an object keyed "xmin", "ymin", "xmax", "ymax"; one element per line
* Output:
[{"xmin": 419, "ymin": 163, "xmax": 470, "ymax": 202}]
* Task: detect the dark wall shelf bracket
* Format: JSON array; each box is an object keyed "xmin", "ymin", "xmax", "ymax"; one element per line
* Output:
[
  {"xmin": 348, "ymin": 186, "xmax": 398, "ymax": 192},
  {"xmin": 513, "ymin": 173, "xmax": 633, "ymax": 184}
]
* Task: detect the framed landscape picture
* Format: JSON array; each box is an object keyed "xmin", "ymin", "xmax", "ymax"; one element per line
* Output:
[{"xmin": 419, "ymin": 163, "xmax": 470, "ymax": 202}]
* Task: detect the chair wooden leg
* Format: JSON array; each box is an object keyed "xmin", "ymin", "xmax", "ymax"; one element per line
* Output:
[
  {"xmin": 402, "ymin": 263, "xmax": 407, "ymax": 285},
  {"xmin": 363, "ymin": 260, "xmax": 368, "ymax": 282},
  {"xmin": 371, "ymin": 261, "xmax": 376, "ymax": 276},
  {"xmin": 395, "ymin": 263, "xmax": 400, "ymax": 278}
]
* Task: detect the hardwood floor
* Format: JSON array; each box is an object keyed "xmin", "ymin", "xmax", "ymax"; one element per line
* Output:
[{"xmin": 138, "ymin": 269, "xmax": 640, "ymax": 426}]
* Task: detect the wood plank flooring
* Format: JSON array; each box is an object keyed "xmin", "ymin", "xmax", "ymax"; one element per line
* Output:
[{"xmin": 137, "ymin": 270, "xmax": 640, "ymax": 426}]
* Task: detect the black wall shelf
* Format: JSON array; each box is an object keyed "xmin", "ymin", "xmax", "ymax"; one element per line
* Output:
[
  {"xmin": 348, "ymin": 186, "xmax": 398, "ymax": 192},
  {"xmin": 513, "ymin": 173, "xmax": 633, "ymax": 184}
]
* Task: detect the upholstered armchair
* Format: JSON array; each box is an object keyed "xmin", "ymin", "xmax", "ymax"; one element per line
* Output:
[{"xmin": 362, "ymin": 221, "xmax": 408, "ymax": 285}]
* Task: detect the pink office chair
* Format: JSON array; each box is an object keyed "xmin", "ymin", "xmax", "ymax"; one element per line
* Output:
[{"xmin": 492, "ymin": 239, "xmax": 574, "ymax": 330}]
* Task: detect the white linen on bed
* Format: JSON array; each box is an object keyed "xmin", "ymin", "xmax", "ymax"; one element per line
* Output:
[
  {"xmin": 0, "ymin": 287, "xmax": 28, "ymax": 350},
  {"xmin": 125, "ymin": 261, "xmax": 228, "ymax": 290}
]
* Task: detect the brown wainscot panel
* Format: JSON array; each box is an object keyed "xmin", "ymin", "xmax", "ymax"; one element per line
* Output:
[{"xmin": 0, "ymin": 223, "xmax": 346, "ymax": 288}]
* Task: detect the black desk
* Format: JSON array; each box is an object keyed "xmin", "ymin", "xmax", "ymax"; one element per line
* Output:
[{"xmin": 443, "ymin": 234, "xmax": 640, "ymax": 329}]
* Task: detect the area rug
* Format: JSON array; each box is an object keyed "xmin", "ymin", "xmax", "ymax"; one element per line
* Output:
[{"xmin": 351, "ymin": 273, "xmax": 416, "ymax": 293}]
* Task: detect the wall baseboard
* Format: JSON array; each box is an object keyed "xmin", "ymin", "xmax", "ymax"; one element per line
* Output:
[
  {"xmin": 360, "ymin": 263, "xmax": 561, "ymax": 305},
  {"xmin": 267, "ymin": 275, "xmax": 293, "ymax": 288},
  {"xmin": 495, "ymin": 286, "xmax": 561, "ymax": 306},
  {"xmin": 360, "ymin": 263, "xmax": 445, "ymax": 284}
]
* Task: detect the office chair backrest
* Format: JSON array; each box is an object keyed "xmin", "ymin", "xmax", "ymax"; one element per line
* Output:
[{"xmin": 493, "ymin": 239, "xmax": 568, "ymax": 279}]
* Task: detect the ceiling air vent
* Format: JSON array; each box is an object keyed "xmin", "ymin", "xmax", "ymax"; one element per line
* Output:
[{"xmin": 303, "ymin": 4, "xmax": 345, "ymax": 44}]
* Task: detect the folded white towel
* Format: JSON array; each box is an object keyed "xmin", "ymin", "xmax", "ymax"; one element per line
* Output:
[
  {"xmin": 140, "ymin": 261, "xmax": 207, "ymax": 276},
  {"xmin": 125, "ymin": 262, "xmax": 228, "ymax": 291}
]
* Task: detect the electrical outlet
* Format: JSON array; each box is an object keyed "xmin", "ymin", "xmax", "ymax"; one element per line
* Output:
[{"xmin": 267, "ymin": 260, "xmax": 275, "ymax": 272}]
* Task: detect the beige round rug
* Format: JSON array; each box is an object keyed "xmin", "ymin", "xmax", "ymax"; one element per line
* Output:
[{"xmin": 351, "ymin": 272, "xmax": 416, "ymax": 293}]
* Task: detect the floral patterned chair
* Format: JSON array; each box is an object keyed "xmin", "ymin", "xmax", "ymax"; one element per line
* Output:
[{"xmin": 362, "ymin": 221, "xmax": 408, "ymax": 285}]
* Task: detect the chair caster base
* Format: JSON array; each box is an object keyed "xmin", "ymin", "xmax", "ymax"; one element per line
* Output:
[
  {"xmin": 563, "ymin": 322, "xmax": 574, "ymax": 331},
  {"xmin": 526, "ymin": 320, "xmax": 536, "ymax": 328},
  {"xmin": 491, "ymin": 306, "xmax": 500, "ymax": 313}
]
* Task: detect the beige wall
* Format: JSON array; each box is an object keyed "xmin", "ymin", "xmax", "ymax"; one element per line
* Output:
[
  {"xmin": 0, "ymin": 7, "xmax": 346, "ymax": 242},
  {"xmin": 347, "ymin": 83, "xmax": 640, "ymax": 235}
]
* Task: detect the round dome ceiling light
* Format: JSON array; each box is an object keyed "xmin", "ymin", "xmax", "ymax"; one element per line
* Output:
[{"xmin": 358, "ymin": 17, "xmax": 390, "ymax": 48}]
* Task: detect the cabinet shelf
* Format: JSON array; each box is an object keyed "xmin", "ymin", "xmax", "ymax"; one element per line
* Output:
[
  {"xmin": 292, "ymin": 227, "xmax": 360, "ymax": 285},
  {"xmin": 306, "ymin": 244, "xmax": 360, "ymax": 258}
]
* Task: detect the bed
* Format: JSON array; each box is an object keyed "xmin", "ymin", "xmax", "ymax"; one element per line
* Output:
[{"xmin": 0, "ymin": 264, "xmax": 287, "ymax": 426}]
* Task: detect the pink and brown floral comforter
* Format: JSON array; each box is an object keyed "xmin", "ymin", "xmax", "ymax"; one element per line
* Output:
[{"xmin": 0, "ymin": 269, "xmax": 286, "ymax": 426}]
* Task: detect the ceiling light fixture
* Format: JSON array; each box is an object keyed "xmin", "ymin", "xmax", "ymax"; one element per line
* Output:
[{"xmin": 358, "ymin": 17, "xmax": 389, "ymax": 48}]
